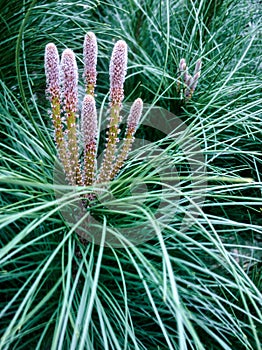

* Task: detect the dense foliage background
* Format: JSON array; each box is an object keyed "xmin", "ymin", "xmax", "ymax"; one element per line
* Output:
[{"xmin": 0, "ymin": 0, "xmax": 261, "ymax": 349}]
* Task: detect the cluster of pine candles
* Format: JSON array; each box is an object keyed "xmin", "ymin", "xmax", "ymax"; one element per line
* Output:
[
  {"xmin": 45, "ymin": 32, "xmax": 143, "ymax": 196},
  {"xmin": 45, "ymin": 32, "xmax": 201, "ymax": 200}
]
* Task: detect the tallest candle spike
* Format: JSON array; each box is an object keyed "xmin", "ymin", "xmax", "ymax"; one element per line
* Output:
[{"xmin": 83, "ymin": 32, "xmax": 98, "ymax": 96}]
